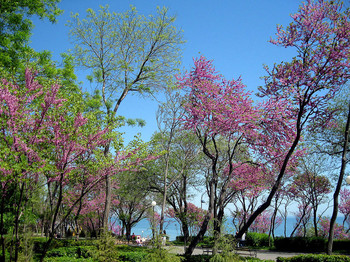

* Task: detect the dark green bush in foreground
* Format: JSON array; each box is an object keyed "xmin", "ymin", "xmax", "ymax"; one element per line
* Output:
[
  {"xmin": 182, "ymin": 254, "xmax": 271, "ymax": 262},
  {"xmin": 276, "ymin": 254, "xmax": 350, "ymax": 262},
  {"xmin": 274, "ymin": 237, "xmax": 326, "ymax": 252}
]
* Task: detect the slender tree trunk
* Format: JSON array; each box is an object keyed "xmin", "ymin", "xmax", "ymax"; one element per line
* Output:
[
  {"xmin": 181, "ymin": 222, "xmax": 190, "ymax": 244},
  {"xmin": 185, "ymin": 174, "xmax": 215, "ymax": 256},
  {"xmin": 313, "ymin": 206, "xmax": 318, "ymax": 237},
  {"xmin": 0, "ymin": 187, "xmax": 6, "ymax": 262},
  {"xmin": 102, "ymin": 141, "xmax": 112, "ymax": 233},
  {"xmin": 14, "ymin": 182, "xmax": 25, "ymax": 262},
  {"xmin": 327, "ymin": 103, "xmax": 350, "ymax": 255},
  {"xmin": 290, "ymin": 208, "xmax": 307, "ymax": 237},
  {"xmin": 159, "ymin": 154, "xmax": 169, "ymax": 234},
  {"xmin": 236, "ymin": 123, "xmax": 302, "ymax": 239},
  {"xmin": 213, "ymin": 206, "xmax": 225, "ymax": 254},
  {"xmin": 184, "ymin": 213, "xmax": 211, "ymax": 256},
  {"xmin": 269, "ymin": 203, "xmax": 279, "ymax": 246},
  {"xmin": 40, "ymin": 175, "xmax": 64, "ymax": 262}
]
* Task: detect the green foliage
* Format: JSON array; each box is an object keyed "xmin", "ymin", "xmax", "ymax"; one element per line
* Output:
[
  {"xmin": 46, "ymin": 246, "xmax": 96, "ymax": 258},
  {"xmin": 209, "ymin": 234, "xmax": 239, "ymax": 262},
  {"xmin": 0, "ymin": 0, "xmax": 62, "ymax": 71},
  {"xmin": 198, "ymin": 237, "xmax": 215, "ymax": 247},
  {"xmin": 181, "ymin": 255, "xmax": 212, "ymax": 262},
  {"xmin": 276, "ymin": 254, "xmax": 350, "ymax": 262},
  {"xmin": 117, "ymin": 250, "xmax": 149, "ymax": 262},
  {"xmin": 44, "ymin": 257, "xmax": 96, "ymax": 262},
  {"xmin": 143, "ymin": 248, "xmax": 183, "ymax": 262},
  {"xmin": 209, "ymin": 252, "xmax": 240, "ymax": 262},
  {"xmin": 274, "ymin": 237, "xmax": 326, "ymax": 252},
  {"xmin": 67, "ymin": 4, "xmax": 184, "ymax": 118},
  {"xmin": 92, "ymin": 233, "xmax": 119, "ymax": 262},
  {"xmin": 17, "ymin": 231, "xmax": 35, "ymax": 262},
  {"xmin": 246, "ymin": 233, "xmax": 272, "ymax": 247}
]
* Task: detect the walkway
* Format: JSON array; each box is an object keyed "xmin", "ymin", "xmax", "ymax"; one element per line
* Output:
[{"xmin": 165, "ymin": 246, "xmax": 304, "ymax": 261}]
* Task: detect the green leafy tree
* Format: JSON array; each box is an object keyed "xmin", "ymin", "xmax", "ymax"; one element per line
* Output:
[
  {"xmin": 67, "ymin": 4, "xmax": 184, "ymax": 231},
  {"xmin": 0, "ymin": 0, "xmax": 62, "ymax": 72}
]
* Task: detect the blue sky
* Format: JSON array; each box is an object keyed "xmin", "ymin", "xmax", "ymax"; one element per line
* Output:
[{"xmin": 30, "ymin": 0, "xmax": 303, "ymax": 144}]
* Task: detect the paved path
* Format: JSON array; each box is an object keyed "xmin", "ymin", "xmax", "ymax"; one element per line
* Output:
[{"xmin": 165, "ymin": 246, "xmax": 303, "ymax": 261}]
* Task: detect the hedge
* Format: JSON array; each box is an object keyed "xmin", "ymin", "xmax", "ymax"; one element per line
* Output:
[
  {"xmin": 276, "ymin": 254, "xmax": 350, "ymax": 262},
  {"xmin": 274, "ymin": 237, "xmax": 326, "ymax": 252}
]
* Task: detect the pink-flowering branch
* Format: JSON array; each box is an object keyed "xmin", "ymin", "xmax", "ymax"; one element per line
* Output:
[
  {"xmin": 339, "ymin": 188, "xmax": 350, "ymax": 229},
  {"xmin": 178, "ymin": 56, "xmax": 298, "ymax": 255},
  {"xmin": 239, "ymin": 0, "xmax": 350, "ymax": 240}
]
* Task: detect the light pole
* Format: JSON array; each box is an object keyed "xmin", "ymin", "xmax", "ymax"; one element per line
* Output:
[{"xmin": 201, "ymin": 192, "xmax": 206, "ymax": 209}]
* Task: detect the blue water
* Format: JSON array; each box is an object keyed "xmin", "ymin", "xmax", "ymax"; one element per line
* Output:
[{"xmin": 123, "ymin": 216, "xmax": 346, "ymax": 241}]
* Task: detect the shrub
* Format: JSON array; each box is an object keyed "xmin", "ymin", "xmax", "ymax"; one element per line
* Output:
[
  {"xmin": 91, "ymin": 233, "xmax": 119, "ymax": 262},
  {"xmin": 209, "ymin": 252, "xmax": 240, "ymax": 262},
  {"xmin": 46, "ymin": 246, "xmax": 96, "ymax": 258},
  {"xmin": 118, "ymin": 251, "xmax": 149, "ymax": 262},
  {"xmin": 143, "ymin": 248, "xmax": 183, "ymax": 262},
  {"xmin": 333, "ymin": 239, "xmax": 350, "ymax": 251},
  {"xmin": 246, "ymin": 233, "xmax": 272, "ymax": 247},
  {"xmin": 276, "ymin": 254, "xmax": 350, "ymax": 262},
  {"xmin": 44, "ymin": 257, "xmax": 96, "ymax": 262},
  {"xmin": 274, "ymin": 237, "xmax": 326, "ymax": 252}
]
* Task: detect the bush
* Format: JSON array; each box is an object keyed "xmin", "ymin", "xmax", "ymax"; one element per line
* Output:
[
  {"xmin": 44, "ymin": 257, "xmax": 96, "ymax": 262},
  {"xmin": 246, "ymin": 233, "xmax": 272, "ymax": 247},
  {"xmin": 143, "ymin": 248, "xmax": 183, "ymax": 262},
  {"xmin": 46, "ymin": 246, "xmax": 96, "ymax": 258},
  {"xmin": 182, "ymin": 255, "xmax": 212, "ymax": 262},
  {"xmin": 92, "ymin": 233, "xmax": 119, "ymax": 262},
  {"xmin": 118, "ymin": 251, "xmax": 149, "ymax": 262},
  {"xmin": 209, "ymin": 252, "xmax": 240, "ymax": 262},
  {"xmin": 274, "ymin": 237, "xmax": 326, "ymax": 252},
  {"xmin": 276, "ymin": 254, "xmax": 350, "ymax": 262},
  {"xmin": 333, "ymin": 239, "xmax": 350, "ymax": 252}
]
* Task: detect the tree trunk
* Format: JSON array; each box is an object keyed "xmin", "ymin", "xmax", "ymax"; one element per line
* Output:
[
  {"xmin": 0, "ymin": 186, "xmax": 6, "ymax": 262},
  {"xmin": 181, "ymin": 221, "xmax": 190, "ymax": 244},
  {"xmin": 185, "ymin": 172, "xmax": 215, "ymax": 256},
  {"xmin": 184, "ymin": 213, "xmax": 211, "ymax": 256},
  {"xmin": 13, "ymin": 182, "xmax": 25, "ymax": 262},
  {"xmin": 327, "ymin": 102, "xmax": 350, "ymax": 255},
  {"xmin": 126, "ymin": 224, "xmax": 132, "ymax": 242},
  {"xmin": 313, "ymin": 206, "xmax": 318, "ymax": 237},
  {"xmin": 103, "ymin": 143, "xmax": 112, "ymax": 232},
  {"xmin": 236, "ymin": 123, "xmax": 302, "ymax": 239}
]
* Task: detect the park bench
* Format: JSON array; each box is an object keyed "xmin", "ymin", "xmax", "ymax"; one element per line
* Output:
[
  {"xmin": 235, "ymin": 246, "xmax": 257, "ymax": 258},
  {"xmin": 201, "ymin": 245, "xmax": 213, "ymax": 255}
]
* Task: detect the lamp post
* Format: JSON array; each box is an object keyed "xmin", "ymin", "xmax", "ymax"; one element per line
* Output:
[
  {"xmin": 346, "ymin": 175, "xmax": 350, "ymax": 185},
  {"xmin": 201, "ymin": 192, "xmax": 206, "ymax": 209},
  {"xmin": 151, "ymin": 201, "xmax": 156, "ymax": 240}
]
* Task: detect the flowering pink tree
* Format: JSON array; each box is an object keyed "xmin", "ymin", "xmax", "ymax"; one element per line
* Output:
[
  {"xmin": 167, "ymin": 203, "xmax": 206, "ymax": 238},
  {"xmin": 339, "ymin": 188, "xmax": 350, "ymax": 231},
  {"xmin": 0, "ymin": 70, "xmax": 110, "ymax": 261},
  {"xmin": 177, "ymin": 56, "xmax": 297, "ymax": 255},
  {"xmin": 240, "ymin": 0, "xmax": 350, "ymax": 246},
  {"xmin": 250, "ymin": 210, "xmax": 282, "ymax": 234},
  {"xmin": 318, "ymin": 217, "xmax": 349, "ymax": 239},
  {"xmin": 0, "ymin": 70, "xmax": 156, "ymax": 261}
]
